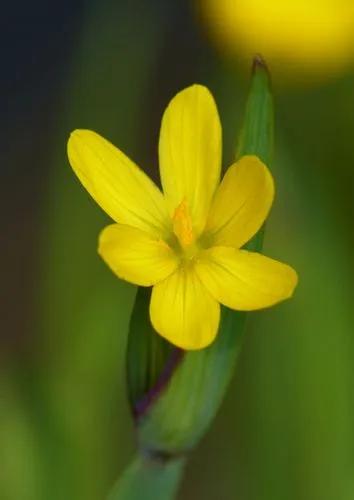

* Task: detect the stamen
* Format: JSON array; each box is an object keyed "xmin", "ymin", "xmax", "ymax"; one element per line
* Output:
[{"xmin": 172, "ymin": 199, "xmax": 194, "ymax": 248}]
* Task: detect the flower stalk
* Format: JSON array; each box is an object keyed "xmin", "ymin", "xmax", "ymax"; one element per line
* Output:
[
  {"xmin": 107, "ymin": 456, "xmax": 185, "ymax": 500},
  {"xmin": 109, "ymin": 56, "xmax": 274, "ymax": 499}
]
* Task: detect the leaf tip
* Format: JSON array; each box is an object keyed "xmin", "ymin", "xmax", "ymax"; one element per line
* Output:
[{"xmin": 252, "ymin": 54, "xmax": 269, "ymax": 74}]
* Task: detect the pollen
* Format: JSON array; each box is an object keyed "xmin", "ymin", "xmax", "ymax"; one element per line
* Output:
[{"xmin": 172, "ymin": 199, "xmax": 194, "ymax": 248}]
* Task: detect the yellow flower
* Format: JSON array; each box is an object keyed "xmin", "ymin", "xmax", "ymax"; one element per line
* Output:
[
  {"xmin": 67, "ymin": 85, "xmax": 297, "ymax": 350},
  {"xmin": 198, "ymin": 0, "xmax": 354, "ymax": 82}
]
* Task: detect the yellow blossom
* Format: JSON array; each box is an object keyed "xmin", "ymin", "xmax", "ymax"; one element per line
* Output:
[
  {"xmin": 67, "ymin": 85, "xmax": 297, "ymax": 350},
  {"xmin": 198, "ymin": 0, "xmax": 354, "ymax": 82}
]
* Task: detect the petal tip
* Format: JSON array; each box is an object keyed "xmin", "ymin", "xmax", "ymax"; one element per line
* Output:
[
  {"xmin": 68, "ymin": 128, "xmax": 96, "ymax": 144},
  {"xmin": 149, "ymin": 318, "xmax": 218, "ymax": 351},
  {"xmin": 67, "ymin": 129, "xmax": 90, "ymax": 156},
  {"xmin": 285, "ymin": 266, "xmax": 299, "ymax": 298},
  {"xmin": 182, "ymin": 82, "xmax": 211, "ymax": 92},
  {"xmin": 170, "ymin": 83, "xmax": 216, "ymax": 107},
  {"xmin": 149, "ymin": 287, "xmax": 220, "ymax": 351}
]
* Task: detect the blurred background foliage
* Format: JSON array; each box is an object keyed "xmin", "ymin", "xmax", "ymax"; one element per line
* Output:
[{"xmin": 1, "ymin": 0, "xmax": 354, "ymax": 499}]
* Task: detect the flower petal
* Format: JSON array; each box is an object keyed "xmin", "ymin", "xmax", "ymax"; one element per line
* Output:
[
  {"xmin": 159, "ymin": 85, "xmax": 222, "ymax": 235},
  {"xmin": 98, "ymin": 224, "xmax": 179, "ymax": 286},
  {"xmin": 204, "ymin": 155, "xmax": 274, "ymax": 248},
  {"xmin": 195, "ymin": 246, "xmax": 298, "ymax": 310},
  {"xmin": 150, "ymin": 266, "xmax": 220, "ymax": 350},
  {"xmin": 68, "ymin": 130, "xmax": 170, "ymax": 237}
]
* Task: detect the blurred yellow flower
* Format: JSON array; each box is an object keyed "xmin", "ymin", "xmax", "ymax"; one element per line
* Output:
[
  {"xmin": 198, "ymin": 0, "xmax": 354, "ymax": 82},
  {"xmin": 67, "ymin": 85, "xmax": 297, "ymax": 350}
]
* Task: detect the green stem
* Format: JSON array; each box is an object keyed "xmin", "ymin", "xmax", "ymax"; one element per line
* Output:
[{"xmin": 107, "ymin": 455, "xmax": 185, "ymax": 500}]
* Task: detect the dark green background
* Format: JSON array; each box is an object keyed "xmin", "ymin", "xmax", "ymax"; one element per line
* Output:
[{"xmin": 1, "ymin": 1, "xmax": 354, "ymax": 499}]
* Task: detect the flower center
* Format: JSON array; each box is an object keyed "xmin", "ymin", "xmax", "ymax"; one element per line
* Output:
[{"xmin": 172, "ymin": 199, "xmax": 194, "ymax": 249}]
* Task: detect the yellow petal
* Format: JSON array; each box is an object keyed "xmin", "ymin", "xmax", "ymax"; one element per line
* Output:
[
  {"xmin": 195, "ymin": 246, "xmax": 298, "ymax": 310},
  {"xmin": 150, "ymin": 266, "xmax": 220, "ymax": 350},
  {"xmin": 68, "ymin": 130, "xmax": 170, "ymax": 238},
  {"xmin": 204, "ymin": 155, "xmax": 274, "ymax": 248},
  {"xmin": 159, "ymin": 85, "xmax": 222, "ymax": 235},
  {"xmin": 98, "ymin": 224, "xmax": 178, "ymax": 286}
]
